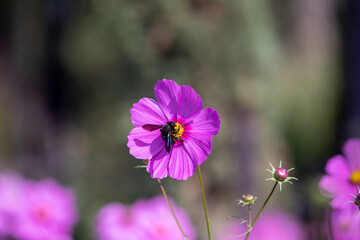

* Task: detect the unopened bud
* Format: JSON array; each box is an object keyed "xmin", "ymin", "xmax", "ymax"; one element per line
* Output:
[
  {"xmin": 355, "ymin": 194, "xmax": 360, "ymax": 207},
  {"xmin": 266, "ymin": 162, "xmax": 297, "ymax": 191},
  {"xmin": 275, "ymin": 168, "xmax": 288, "ymax": 182}
]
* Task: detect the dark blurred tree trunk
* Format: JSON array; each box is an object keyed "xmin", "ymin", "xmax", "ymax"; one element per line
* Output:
[
  {"xmin": 341, "ymin": 0, "xmax": 360, "ymax": 139},
  {"xmin": 10, "ymin": 0, "xmax": 71, "ymax": 179},
  {"xmin": 11, "ymin": 0, "xmax": 47, "ymax": 177},
  {"xmin": 42, "ymin": 0, "xmax": 72, "ymax": 181}
]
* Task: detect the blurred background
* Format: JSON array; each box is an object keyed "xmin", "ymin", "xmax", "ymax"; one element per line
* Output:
[{"xmin": 0, "ymin": 0, "xmax": 359, "ymax": 239}]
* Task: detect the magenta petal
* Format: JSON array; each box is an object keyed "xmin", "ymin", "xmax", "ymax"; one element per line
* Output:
[
  {"xmin": 127, "ymin": 127, "xmax": 164, "ymax": 159},
  {"xmin": 343, "ymin": 138, "xmax": 360, "ymax": 170},
  {"xmin": 154, "ymin": 79, "xmax": 180, "ymax": 120},
  {"xmin": 146, "ymin": 148, "xmax": 171, "ymax": 179},
  {"xmin": 95, "ymin": 203, "xmax": 146, "ymax": 240},
  {"xmin": 324, "ymin": 155, "xmax": 350, "ymax": 178},
  {"xmin": 176, "ymin": 85, "xmax": 203, "ymax": 123},
  {"xmin": 168, "ymin": 145, "xmax": 197, "ymax": 180},
  {"xmin": 188, "ymin": 108, "xmax": 220, "ymax": 136},
  {"xmin": 130, "ymin": 97, "xmax": 168, "ymax": 127},
  {"xmin": 183, "ymin": 132, "xmax": 212, "ymax": 166},
  {"xmin": 319, "ymin": 175, "xmax": 344, "ymax": 197},
  {"xmin": 319, "ymin": 175, "xmax": 355, "ymax": 209},
  {"xmin": 331, "ymin": 191, "xmax": 355, "ymax": 209}
]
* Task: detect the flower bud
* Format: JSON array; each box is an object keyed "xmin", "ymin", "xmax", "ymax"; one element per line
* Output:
[
  {"xmin": 237, "ymin": 194, "xmax": 257, "ymax": 207},
  {"xmin": 274, "ymin": 168, "xmax": 288, "ymax": 182},
  {"xmin": 355, "ymin": 194, "xmax": 360, "ymax": 207},
  {"xmin": 266, "ymin": 162, "xmax": 297, "ymax": 191}
]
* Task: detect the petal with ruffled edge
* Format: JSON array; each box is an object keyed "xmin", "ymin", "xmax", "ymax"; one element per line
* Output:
[
  {"xmin": 343, "ymin": 138, "xmax": 360, "ymax": 170},
  {"xmin": 331, "ymin": 190, "xmax": 356, "ymax": 209},
  {"xmin": 319, "ymin": 175, "xmax": 355, "ymax": 209},
  {"xmin": 146, "ymin": 133, "xmax": 212, "ymax": 180},
  {"xmin": 319, "ymin": 175, "xmax": 347, "ymax": 197},
  {"xmin": 146, "ymin": 148, "xmax": 171, "ymax": 179},
  {"xmin": 168, "ymin": 145, "xmax": 197, "ymax": 180},
  {"xmin": 127, "ymin": 127, "xmax": 164, "ymax": 159},
  {"xmin": 182, "ymin": 132, "xmax": 212, "ymax": 166},
  {"xmin": 187, "ymin": 108, "xmax": 220, "ymax": 136},
  {"xmin": 176, "ymin": 85, "xmax": 203, "ymax": 124},
  {"xmin": 324, "ymin": 155, "xmax": 351, "ymax": 179},
  {"xmin": 130, "ymin": 97, "xmax": 168, "ymax": 127},
  {"xmin": 154, "ymin": 79, "xmax": 180, "ymax": 120}
]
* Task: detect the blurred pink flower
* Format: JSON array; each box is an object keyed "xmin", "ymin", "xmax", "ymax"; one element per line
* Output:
[
  {"xmin": 220, "ymin": 210, "xmax": 304, "ymax": 240},
  {"xmin": 0, "ymin": 171, "xmax": 25, "ymax": 237},
  {"xmin": 0, "ymin": 171, "xmax": 78, "ymax": 240},
  {"xmin": 132, "ymin": 196, "xmax": 196, "ymax": 240},
  {"xmin": 319, "ymin": 138, "xmax": 360, "ymax": 209},
  {"xmin": 127, "ymin": 79, "xmax": 220, "ymax": 180},
  {"xmin": 95, "ymin": 195, "xmax": 196, "ymax": 240},
  {"xmin": 15, "ymin": 179, "xmax": 78, "ymax": 240},
  {"xmin": 95, "ymin": 203, "xmax": 146, "ymax": 240},
  {"xmin": 331, "ymin": 205, "xmax": 360, "ymax": 240}
]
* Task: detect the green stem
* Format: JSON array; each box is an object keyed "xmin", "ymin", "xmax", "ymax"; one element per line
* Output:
[
  {"xmin": 245, "ymin": 181, "xmax": 278, "ymax": 240},
  {"xmin": 248, "ymin": 204, "xmax": 252, "ymax": 229},
  {"xmin": 157, "ymin": 178, "xmax": 187, "ymax": 239},
  {"xmin": 197, "ymin": 166, "xmax": 212, "ymax": 240}
]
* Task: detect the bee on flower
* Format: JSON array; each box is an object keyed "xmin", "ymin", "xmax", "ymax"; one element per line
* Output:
[{"xmin": 127, "ymin": 79, "xmax": 220, "ymax": 180}]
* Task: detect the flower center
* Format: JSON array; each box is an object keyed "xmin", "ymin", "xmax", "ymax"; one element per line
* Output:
[
  {"xmin": 172, "ymin": 123, "xmax": 184, "ymax": 139},
  {"xmin": 350, "ymin": 170, "xmax": 360, "ymax": 184},
  {"xmin": 34, "ymin": 205, "xmax": 49, "ymax": 222},
  {"xmin": 242, "ymin": 194, "xmax": 254, "ymax": 202},
  {"xmin": 153, "ymin": 224, "xmax": 169, "ymax": 239}
]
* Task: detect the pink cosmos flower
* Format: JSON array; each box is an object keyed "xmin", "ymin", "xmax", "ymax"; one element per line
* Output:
[
  {"xmin": 15, "ymin": 179, "xmax": 78, "ymax": 240},
  {"xmin": 331, "ymin": 205, "xmax": 360, "ymax": 240},
  {"xmin": 220, "ymin": 210, "xmax": 304, "ymax": 240},
  {"xmin": 127, "ymin": 79, "xmax": 220, "ymax": 180},
  {"xmin": 0, "ymin": 171, "xmax": 25, "ymax": 237},
  {"xmin": 95, "ymin": 203, "xmax": 146, "ymax": 240},
  {"xmin": 132, "ymin": 196, "xmax": 196, "ymax": 240},
  {"xmin": 95, "ymin": 195, "xmax": 196, "ymax": 240},
  {"xmin": 319, "ymin": 138, "xmax": 360, "ymax": 209}
]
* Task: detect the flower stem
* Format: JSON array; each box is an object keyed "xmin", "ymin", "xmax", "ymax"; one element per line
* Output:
[
  {"xmin": 248, "ymin": 204, "xmax": 252, "ymax": 229},
  {"xmin": 157, "ymin": 178, "xmax": 187, "ymax": 239},
  {"xmin": 197, "ymin": 166, "xmax": 212, "ymax": 240},
  {"xmin": 245, "ymin": 181, "xmax": 278, "ymax": 240}
]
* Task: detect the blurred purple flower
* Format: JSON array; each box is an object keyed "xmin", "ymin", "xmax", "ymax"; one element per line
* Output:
[
  {"xmin": 95, "ymin": 203, "xmax": 146, "ymax": 240},
  {"xmin": 127, "ymin": 79, "xmax": 220, "ymax": 180},
  {"xmin": 0, "ymin": 172, "xmax": 25, "ymax": 237},
  {"xmin": 95, "ymin": 195, "xmax": 196, "ymax": 240},
  {"xmin": 331, "ymin": 205, "xmax": 360, "ymax": 240},
  {"xmin": 0, "ymin": 172, "xmax": 78, "ymax": 240},
  {"xmin": 132, "ymin": 196, "xmax": 196, "ymax": 240},
  {"xmin": 15, "ymin": 179, "xmax": 78, "ymax": 240},
  {"xmin": 220, "ymin": 210, "xmax": 304, "ymax": 240},
  {"xmin": 319, "ymin": 138, "xmax": 360, "ymax": 209}
]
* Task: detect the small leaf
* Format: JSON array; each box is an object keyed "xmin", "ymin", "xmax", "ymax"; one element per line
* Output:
[{"xmin": 134, "ymin": 165, "xmax": 147, "ymax": 169}]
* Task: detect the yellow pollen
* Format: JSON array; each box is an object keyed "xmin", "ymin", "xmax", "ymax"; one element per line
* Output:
[
  {"xmin": 350, "ymin": 170, "xmax": 360, "ymax": 184},
  {"xmin": 172, "ymin": 123, "xmax": 184, "ymax": 139}
]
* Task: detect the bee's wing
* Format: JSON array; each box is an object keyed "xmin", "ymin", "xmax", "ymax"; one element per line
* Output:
[{"xmin": 142, "ymin": 124, "xmax": 163, "ymax": 131}]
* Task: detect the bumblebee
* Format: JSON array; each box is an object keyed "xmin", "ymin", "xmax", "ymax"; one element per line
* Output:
[{"xmin": 142, "ymin": 122, "xmax": 184, "ymax": 152}]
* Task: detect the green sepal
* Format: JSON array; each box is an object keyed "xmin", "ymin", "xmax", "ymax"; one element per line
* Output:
[{"xmin": 134, "ymin": 165, "xmax": 147, "ymax": 169}]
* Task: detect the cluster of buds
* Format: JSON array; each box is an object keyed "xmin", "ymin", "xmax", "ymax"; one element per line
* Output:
[
  {"xmin": 232, "ymin": 161, "xmax": 297, "ymax": 239},
  {"xmin": 266, "ymin": 161, "xmax": 298, "ymax": 191}
]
